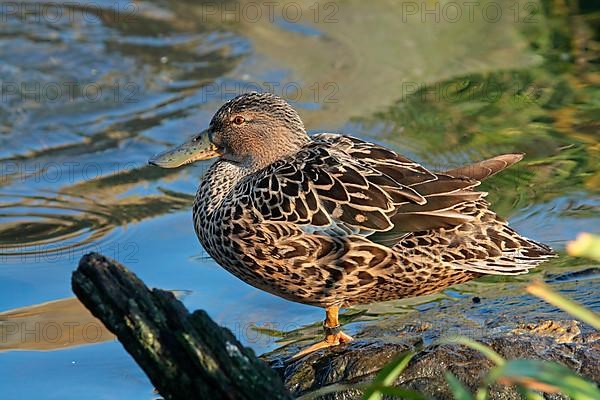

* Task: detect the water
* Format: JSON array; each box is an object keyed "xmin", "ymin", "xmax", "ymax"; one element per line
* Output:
[{"xmin": 0, "ymin": 0, "xmax": 598, "ymax": 398}]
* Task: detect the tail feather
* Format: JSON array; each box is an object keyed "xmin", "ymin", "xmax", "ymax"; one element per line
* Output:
[
  {"xmin": 444, "ymin": 153, "xmax": 524, "ymax": 181},
  {"xmin": 395, "ymin": 200, "xmax": 556, "ymax": 277},
  {"xmin": 450, "ymin": 223, "xmax": 556, "ymax": 276}
]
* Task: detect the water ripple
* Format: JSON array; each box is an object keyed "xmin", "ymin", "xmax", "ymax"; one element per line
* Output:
[{"xmin": 0, "ymin": 192, "xmax": 123, "ymax": 260}]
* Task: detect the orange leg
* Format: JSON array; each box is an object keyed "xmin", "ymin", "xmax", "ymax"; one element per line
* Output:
[{"xmin": 291, "ymin": 306, "xmax": 354, "ymax": 360}]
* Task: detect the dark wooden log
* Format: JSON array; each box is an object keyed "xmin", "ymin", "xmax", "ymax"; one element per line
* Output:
[{"xmin": 72, "ymin": 252, "xmax": 292, "ymax": 400}]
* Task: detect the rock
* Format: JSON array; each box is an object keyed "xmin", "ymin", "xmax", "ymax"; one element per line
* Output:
[
  {"xmin": 512, "ymin": 320, "xmax": 581, "ymax": 343},
  {"xmin": 264, "ymin": 320, "xmax": 600, "ymax": 399}
]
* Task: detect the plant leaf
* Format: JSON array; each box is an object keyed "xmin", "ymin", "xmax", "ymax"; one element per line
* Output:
[
  {"xmin": 489, "ymin": 359, "xmax": 600, "ymax": 400},
  {"xmin": 567, "ymin": 233, "xmax": 600, "ymax": 261},
  {"xmin": 367, "ymin": 385, "xmax": 427, "ymax": 400},
  {"xmin": 363, "ymin": 351, "xmax": 415, "ymax": 400},
  {"xmin": 439, "ymin": 337, "xmax": 505, "ymax": 366},
  {"xmin": 445, "ymin": 372, "xmax": 474, "ymax": 400}
]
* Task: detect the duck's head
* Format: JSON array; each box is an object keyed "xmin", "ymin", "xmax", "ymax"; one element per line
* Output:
[{"xmin": 149, "ymin": 92, "xmax": 310, "ymax": 170}]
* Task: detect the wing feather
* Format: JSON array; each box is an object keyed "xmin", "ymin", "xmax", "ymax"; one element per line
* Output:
[{"xmin": 246, "ymin": 134, "xmax": 491, "ymax": 246}]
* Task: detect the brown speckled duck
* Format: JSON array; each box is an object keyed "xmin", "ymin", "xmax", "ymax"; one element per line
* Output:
[{"xmin": 149, "ymin": 92, "xmax": 554, "ymax": 357}]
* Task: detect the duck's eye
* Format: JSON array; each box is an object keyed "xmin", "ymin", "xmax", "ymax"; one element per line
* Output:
[{"xmin": 233, "ymin": 116, "xmax": 245, "ymax": 125}]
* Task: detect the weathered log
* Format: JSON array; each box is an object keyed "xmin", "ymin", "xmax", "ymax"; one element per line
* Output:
[{"xmin": 72, "ymin": 252, "xmax": 292, "ymax": 400}]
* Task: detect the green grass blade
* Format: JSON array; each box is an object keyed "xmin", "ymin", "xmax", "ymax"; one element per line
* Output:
[
  {"xmin": 367, "ymin": 385, "xmax": 427, "ymax": 399},
  {"xmin": 363, "ymin": 351, "xmax": 415, "ymax": 400},
  {"xmin": 489, "ymin": 359, "xmax": 600, "ymax": 400},
  {"xmin": 296, "ymin": 383, "xmax": 355, "ymax": 400},
  {"xmin": 445, "ymin": 372, "xmax": 474, "ymax": 400},
  {"xmin": 474, "ymin": 388, "xmax": 488, "ymax": 400},
  {"xmin": 516, "ymin": 386, "xmax": 545, "ymax": 400},
  {"xmin": 439, "ymin": 337, "xmax": 505, "ymax": 366}
]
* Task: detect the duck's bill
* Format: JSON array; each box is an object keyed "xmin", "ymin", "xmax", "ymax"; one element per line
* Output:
[{"xmin": 148, "ymin": 129, "xmax": 221, "ymax": 168}]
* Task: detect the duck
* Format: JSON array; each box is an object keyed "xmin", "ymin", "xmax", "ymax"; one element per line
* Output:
[{"xmin": 149, "ymin": 92, "xmax": 555, "ymax": 358}]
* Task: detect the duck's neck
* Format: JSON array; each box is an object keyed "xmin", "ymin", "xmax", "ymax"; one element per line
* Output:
[{"xmin": 193, "ymin": 160, "xmax": 249, "ymax": 218}]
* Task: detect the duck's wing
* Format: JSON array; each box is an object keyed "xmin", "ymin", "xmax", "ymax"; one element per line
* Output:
[{"xmin": 247, "ymin": 134, "xmax": 487, "ymax": 247}]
